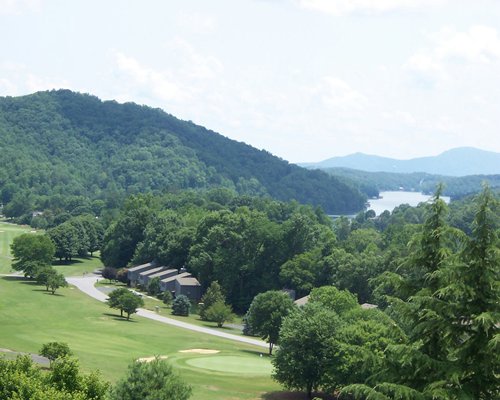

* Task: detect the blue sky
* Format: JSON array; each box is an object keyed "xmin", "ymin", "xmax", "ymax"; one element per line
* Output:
[{"xmin": 1, "ymin": 0, "xmax": 500, "ymax": 162}]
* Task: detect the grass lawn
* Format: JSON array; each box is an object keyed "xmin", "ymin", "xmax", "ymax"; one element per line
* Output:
[
  {"xmin": 0, "ymin": 220, "xmax": 35, "ymax": 274},
  {"xmin": 53, "ymin": 253, "xmax": 104, "ymax": 277},
  {"xmin": 0, "ymin": 275, "xmax": 282, "ymax": 399},
  {"xmin": 0, "ymin": 219, "xmax": 104, "ymax": 277},
  {"xmin": 97, "ymin": 280, "xmax": 246, "ymax": 334}
]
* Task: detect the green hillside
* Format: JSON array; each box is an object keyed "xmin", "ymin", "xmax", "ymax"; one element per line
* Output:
[
  {"xmin": 322, "ymin": 167, "xmax": 500, "ymax": 199},
  {"xmin": 0, "ymin": 90, "xmax": 365, "ymax": 215}
]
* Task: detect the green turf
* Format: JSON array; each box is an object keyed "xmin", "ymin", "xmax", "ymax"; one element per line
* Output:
[
  {"xmin": 0, "ymin": 219, "xmax": 104, "ymax": 277},
  {"xmin": 97, "ymin": 282, "xmax": 246, "ymax": 334},
  {"xmin": 0, "ymin": 275, "xmax": 280, "ymax": 399},
  {"xmin": 0, "ymin": 220, "xmax": 35, "ymax": 274},
  {"xmin": 53, "ymin": 253, "xmax": 104, "ymax": 277},
  {"xmin": 186, "ymin": 355, "xmax": 273, "ymax": 375}
]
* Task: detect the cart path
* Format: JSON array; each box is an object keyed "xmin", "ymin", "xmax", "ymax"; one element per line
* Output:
[{"xmin": 66, "ymin": 276, "xmax": 268, "ymax": 349}]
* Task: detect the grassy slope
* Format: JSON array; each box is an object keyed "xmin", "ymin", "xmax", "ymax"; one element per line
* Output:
[
  {"xmin": 97, "ymin": 281, "xmax": 245, "ymax": 334},
  {"xmin": 0, "ymin": 276, "xmax": 279, "ymax": 399},
  {"xmin": 0, "ymin": 221, "xmax": 34, "ymax": 274},
  {"xmin": 0, "ymin": 220, "xmax": 103, "ymax": 276},
  {"xmin": 0, "ymin": 222, "xmax": 281, "ymax": 399}
]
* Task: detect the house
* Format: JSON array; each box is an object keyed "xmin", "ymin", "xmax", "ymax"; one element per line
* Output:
[
  {"xmin": 175, "ymin": 277, "xmax": 202, "ymax": 301},
  {"xmin": 128, "ymin": 261, "xmax": 202, "ymax": 301},
  {"xmin": 137, "ymin": 266, "xmax": 165, "ymax": 286},
  {"xmin": 142, "ymin": 268, "xmax": 177, "ymax": 287},
  {"xmin": 160, "ymin": 272, "xmax": 192, "ymax": 293},
  {"xmin": 294, "ymin": 295, "xmax": 310, "ymax": 307},
  {"xmin": 127, "ymin": 262, "xmax": 157, "ymax": 286}
]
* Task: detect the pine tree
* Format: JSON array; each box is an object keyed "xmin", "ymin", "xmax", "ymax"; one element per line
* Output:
[
  {"xmin": 342, "ymin": 188, "xmax": 500, "ymax": 399},
  {"xmin": 436, "ymin": 187, "xmax": 499, "ymax": 398}
]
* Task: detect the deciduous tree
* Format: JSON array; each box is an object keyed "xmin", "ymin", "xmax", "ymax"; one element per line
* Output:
[
  {"xmin": 11, "ymin": 234, "xmax": 55, "ymax": 277},
  {"xmin": 39, "ymin": 342, "xmax": 72, "ymax": 367},
  {"xmin": 246, "ymin": 290, "xmax": 295, "ymax": 355}
]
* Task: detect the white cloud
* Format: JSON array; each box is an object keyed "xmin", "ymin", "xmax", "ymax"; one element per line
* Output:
[
  {"xmin": 25, "ymin": 73, "xmax": 72, "ymax": 92},
  {"xmin": 0, "ymin": 0, "xmax": 41, "ymax": 15},
  {"xmin": 114, "ymin": 52, "xmax": 187, "ymax": 103},
  {"xmin": 0, "ymin": 62, "xmax": 72, "ymax": 95},
  {"xmin": 297, "ymin": 0, "xmax": 446, "ymax": 16},
  {"xmin": 176, "ymin": 11, "xmax": 216, "ymax": 34},
  {"xmin": 169, "ymin": 38, "xmax": 224, "ymax": 80},
  {"xmin": 319, "ymin": 77, "xmax": 368, "ymax": 110},
  {"xmin": 433, "ymin": 26, "xmax": 500, "ymax": 63},
  {"xmin": 406, "ymin": 25, "xmax": 500, "ymax": 81},
  {"xmin": 0, "ymin": 77, "xmax": 17, "ymax": 93}
]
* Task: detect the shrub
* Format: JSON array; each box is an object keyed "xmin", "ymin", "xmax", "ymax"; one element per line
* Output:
[{"xmin": 172, "ymin": 295, "xmax": 191, "ymax": 316}]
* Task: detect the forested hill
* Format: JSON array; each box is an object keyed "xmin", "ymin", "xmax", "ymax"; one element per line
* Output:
[{"xmin": 0, "ymin": 90, "xmax": 365, "ymax": 214}]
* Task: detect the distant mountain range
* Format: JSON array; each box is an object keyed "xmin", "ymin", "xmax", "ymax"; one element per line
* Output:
[{"xmin": 301, "ymin": 147, "xmax": 500, "ymax": 177}]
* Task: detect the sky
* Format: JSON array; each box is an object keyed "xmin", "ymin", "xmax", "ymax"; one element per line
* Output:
[{"xmin": 1, "ymin": 0, "xmax": 500, "ymax": 163}]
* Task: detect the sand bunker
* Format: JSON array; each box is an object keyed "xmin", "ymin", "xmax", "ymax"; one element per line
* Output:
[
  {"xmin": 136, "ymin": 355, "xmax": 169, "ymax": 362},
  {"xmin": 179, "ymin": 349, "xmax": 220, "ymax": 354}
]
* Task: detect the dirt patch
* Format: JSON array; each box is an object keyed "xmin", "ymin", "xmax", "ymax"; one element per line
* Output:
[
  {"xmin": 0, "ymin": 348, "xmax": 14, "ymax": 353},
  {"xmin": 179, "ymin": 349, "xmax": 220, "ymax": 354},
  {"xmin": 136, "ymin": 355, "xmax": 169, "ymax": 362}
]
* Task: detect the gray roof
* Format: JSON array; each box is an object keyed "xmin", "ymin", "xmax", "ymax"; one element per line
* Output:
[
  {"xmin": 160, "ymin": 271, "xmax": 191, "ymax": 283},
  {"xmin": 128, "ymin": 262, "xmax": 155, "ymax": 272},
  {"xmin": 138, "ymin": 266, "xmax": 164, "ymax": 277},
  {"xmin": 294, "ymin": 295, "xmax": 310, "ymax": 306},
  {"xmin": 176, "ymin": 277, "xmax": 200, "ymax": 286},
  {"xmin": 148, "ymin": 268, "xmax": 177, "ymax": 279}
]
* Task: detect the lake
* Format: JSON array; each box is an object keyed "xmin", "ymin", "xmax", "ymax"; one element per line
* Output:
[{"xmin": 368, "ymin": 191, "xmax": 450, "ymax": 216}]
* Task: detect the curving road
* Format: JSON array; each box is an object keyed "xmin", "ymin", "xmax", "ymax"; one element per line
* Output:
[{"xmin": 66, "ymin": 276, "xmax": 268, "ymax": 349}]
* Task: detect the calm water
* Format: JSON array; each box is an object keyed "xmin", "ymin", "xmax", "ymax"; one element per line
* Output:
[{"xmin": 368, "ymin": 191, "xmax": 450, "ymax": 216}]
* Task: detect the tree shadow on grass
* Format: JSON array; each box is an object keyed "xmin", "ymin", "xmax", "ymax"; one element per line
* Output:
[
  {"xmin": 102, "ymin": 312, "xmax": 138, "ymax": 322},
  {"xmin": 52, "ymin": 255, "xmax": 100, "ymax": 266},
  {"xmin": 41, "ymin": 292, "xmax": 64, "ymax": 297},
  {"xmin": 53, "ymin": 259, "xmax": 84, "ymax": 266},
  {"xmin": 2, "ymin": 276, "xmax": 43, "ymax": 287}
]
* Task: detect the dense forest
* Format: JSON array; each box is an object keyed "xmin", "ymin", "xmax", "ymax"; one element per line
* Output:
[
  {"xmin": 0, "ymin": 90, "xmax": 366, "ymax": 223},
  {"xmin": 96, "ymin": 188, "xmax": 499, "ymax": 314},
  {"xmin": 321, "ymin": 167, "xmax": 500, "ymax": 199}
]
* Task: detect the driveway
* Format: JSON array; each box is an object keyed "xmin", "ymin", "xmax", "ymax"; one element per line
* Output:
[{"xmin": 67, "ymin": 276, "xmax": 268, "ymax": 349}]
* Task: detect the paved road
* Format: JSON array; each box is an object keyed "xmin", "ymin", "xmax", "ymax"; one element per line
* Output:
[{"xmin": 67, "ymin": 276, "xmax": 268, "ymax": 349}]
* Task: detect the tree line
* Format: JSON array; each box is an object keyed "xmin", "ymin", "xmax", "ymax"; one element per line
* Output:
[{"xmin": 242, "ymin": 187, "xmax": 499, "ymax": 399}]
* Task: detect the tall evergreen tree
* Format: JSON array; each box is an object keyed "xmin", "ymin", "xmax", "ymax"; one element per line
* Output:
[
  {"xmin": 436, "ymin": 187, "xmax": 499, "ymax": 398},
  {"xmin": 342, "ymin": 187, "xmax": 500, "ymax": 400}
]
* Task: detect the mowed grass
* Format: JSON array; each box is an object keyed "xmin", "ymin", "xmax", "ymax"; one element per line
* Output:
[
  {"xmin": 53, "ymin": 253, "xmax": 104, "ymax": 277},
  {"xmin": 0, "ymin": 218, "xmax": 104, "ymax": 277},
  {"xmin": 97, "ymin": 280, "xmax": 245, "ymax": 334},
  {"xmin": 0, "ymin": 220, "xmax": 37, "ymax": 274},
  {"xmin": 0, "ymin": 275, "xmax": 281, "ymax": 400},
  {"xmin": 0, "ymin": 220, "xmax": 282, "ymax": 398}
]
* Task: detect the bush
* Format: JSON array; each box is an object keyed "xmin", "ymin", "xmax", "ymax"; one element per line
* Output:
[
  {"xmin": 116, "ymin": 268, "xmax": 129, "ymax": 284},
  {"xmin": 109, "ymin": 358, "xmax": 191, "ymax": 400},
  {"xmin": 147, "ymin": 277, "xmax": 161, "ymax": 296},
  {"xmin": 102, "ymin": 267, "xmax": 117, "ymax": 282},
  {"xmin": 172, "ymin": 295, "xmax": 191, "ymax": 316},
  {"xmin": 204, "ymin": 301, "xmax": 235, "ymax": 328},
  {"xmin": 161, "ymin": 291, "xmax": 173, "ymax": 306}
]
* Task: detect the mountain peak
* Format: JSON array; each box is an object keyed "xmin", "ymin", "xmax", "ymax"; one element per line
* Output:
[{"xmin": 303, "ymin": 147, "xmax": 500, "ymax": 176}]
